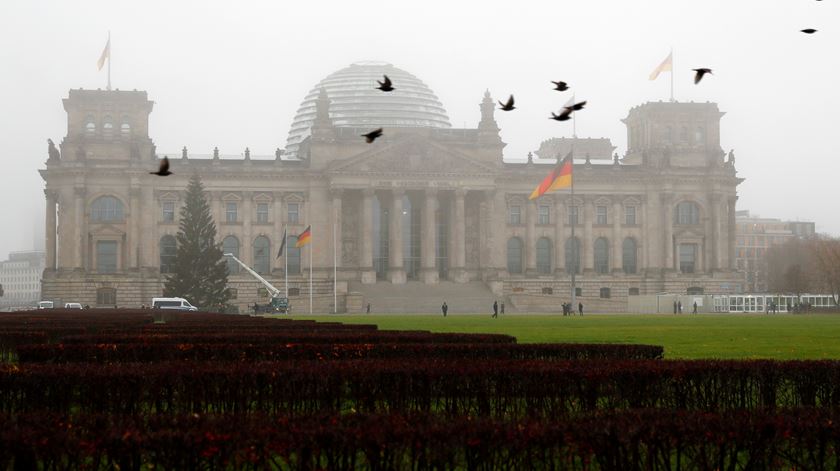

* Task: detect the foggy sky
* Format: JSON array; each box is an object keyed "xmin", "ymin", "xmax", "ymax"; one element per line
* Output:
[{"xmin": 1, "ymin": 0, "xmax": 837, "ymax": 259}]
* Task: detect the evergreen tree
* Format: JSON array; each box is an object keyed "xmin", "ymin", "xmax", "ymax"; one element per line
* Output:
[{"xmin": 163, "ymin": 174, "xmax": 231, "ymax": 310}]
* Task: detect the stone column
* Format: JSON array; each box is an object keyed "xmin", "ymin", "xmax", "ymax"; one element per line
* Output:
[
  {"xmin": 330, "ymin": 189, "xmax": 343, "ymax": 271},
  {"xmin": 388, "ymin": 189, "xmax": 406, "ymax": 283},
  {"xmin": 139, "ymin": 187, "xmax": 156, "ymax": 269},
  {"xmin": 553, "ymin": 194, "xmax": 565, "ymax": 274},
  {"xmin": 242, "ymin": 192, "xmax": 253, "ymax": 265},
  {"xmin": 421, "ymin": 188, "xmax": 438, "ymax": 284},
  {"xmin": 525, "ymin": 199, "xmax": 537, "ymax": 274},
  {"xmin": 481, "ymin": 189, "xmax": 497, "ymax": 278},
  {"xmin": 128, "ymin": 187, "xmax": 141, "ymax": 269},
  {"xmin": 662, "ymin": 193, "xmax": 674, "ymax": 271},
  {"xmin": 360, "ymin": 189, "xmax": 376, "ymax": 284},
  {"xmin": 44, "ymin": 190, "xmax": 57, "ymax": 271},
  {"xmin": 612, "ymin": 198, "xmax": 623, "ymax": 273},
  {"xmin": 73, "ymin": 187, "xmax": 85, "ymax": 270},
  {"xmin": 583, "ymin": 197, "xmax": 594, "ymax": 272},
  {"xmin": 451, "ymin": 189, "xmax": 468, "ymax": 282},
  {"xmin": 640, "ymin": 196, "xmax": 649, "ymax": 272},
  {"xmin": 728, "ymin": 196, "xmax": 737, "ymax": 270}
]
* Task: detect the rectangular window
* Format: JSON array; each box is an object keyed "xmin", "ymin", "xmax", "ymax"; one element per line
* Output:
[
  {"xmin": 162, "ymin": 202, "xmax": 175, "ymax": 222},
  {"xmin": 509, "ymin": 205, "xmax": 521, "ymax": 225},
  {"xmin": 568, "ymin": 206, "xmax": 579, "ymax": 225},
  {"xmin": 625, "ymin": 206, "xmax": 636, "ymax": 225},
  {"xmin": 256, "ymin": 203, "xmax": 269, "ymax": 223},
  {"xmin": 225, "ymin": 202, "xmax": 238, "ymax": 223},
  {"xmin": 596, "ymin": 206, "xmax": 607, "ymax": 225},
  {"xmin": 229, "ymin": 288, "xmax": 238, "ymax": 300},
  {"xmin": 541, "ymin": 287, "xmax": 553, "ymax": 295},
  {"xmin": 96, "ymin": 240, "xmax": 118, "ymax": 274},
  {"xmin": 679, "ymin": 244, "xmax": 697, "ymax": 274},
  {"xmin": 288, "ymin": 203, "xmax": 300, "ymax": 223},
  {"xmin": 600, "ymin": 287, "xmax": 611, "ymax": 299},
  {"xmin": 629, "ymin": 287, "xmax": 640, "ymax": 296},
  {"xmin": 575, "ymin": 287, "xmax": 582, "ymax": 297},
  {"xmin": 538, "ymin": 205, "xmax": 550, "ymax": 225},
  {"xmin": 96, "ymin": 288, "xmax": 116, "ymax": 306}
]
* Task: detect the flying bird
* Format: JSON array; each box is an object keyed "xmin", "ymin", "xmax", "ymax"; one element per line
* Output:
[
  {"xmin": 801, "ymin": 28, "xmax": 818, "ymax": 34},
  {"xmin": 566, "ymin": 100, "xmax": 587, "ymax": 111},
  {"xmin": 362, "ymin": 128, "xmax": 383, "ymax": 143},
  {"xmin": 498, "ymin": 95, "xmax": 515, "ymax": 111},
  {"xmin": 150, "ymin": 156, "xmax": 172, "ymax": 176},
  {"xmin": 692, "ymin": 68, "xmax": 713, "ymax": 84},
  {"xmin": 550, "ymin": 109, "xmax": 573, "ymax": 121},
  {"xmin": 376, "ymin": 75, "xmax": 394, "ymax": 92},
  {"xmin": 551, "ymin": 81, "xmax": 569, "ymax": 91}
]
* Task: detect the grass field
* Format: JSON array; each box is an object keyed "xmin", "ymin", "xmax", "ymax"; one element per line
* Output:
[{"xmin": 285, "ymin": 313, "xmax": 840, "ymax": 360}]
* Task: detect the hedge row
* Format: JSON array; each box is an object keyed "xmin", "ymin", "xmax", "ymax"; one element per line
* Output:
[
  {"xmin": 3, "ymin": 359, "xmax": 840, "ymax": 416},
  {"xmin": 17, "ymin": 342, "xmax": 664, "ymax": 363},
  {"xmin": 2, "ymin": 409, "xmax": 840, "ymax": 470}
]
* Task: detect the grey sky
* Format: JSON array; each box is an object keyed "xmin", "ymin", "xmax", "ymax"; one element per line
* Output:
[{"xmin": 1, "ymin": 0, "xmax": 837, "ymax": 258}]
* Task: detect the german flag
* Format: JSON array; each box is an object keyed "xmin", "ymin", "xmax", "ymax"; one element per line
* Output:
[
  {"xmin": 528, "ymin": 152, "xmax": 573, "ymax": 200},
  {"xmin": 295, "ymin": 225, "xmax": 312, "ymax": 248}
]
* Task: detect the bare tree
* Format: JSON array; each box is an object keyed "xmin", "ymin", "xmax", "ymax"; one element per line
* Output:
[
  {"xmin": 766, "ymin": 238, "xmax": 816, "ymax": 296},
  {"xmin": 809, "ymin": 236, "xmax": 840, "ymax": 307}
]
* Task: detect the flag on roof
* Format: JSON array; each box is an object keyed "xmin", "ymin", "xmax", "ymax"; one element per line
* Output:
[
  {"xmin": 97, "ymin": 37, "xmax": 110, "ymax": 71},
  {"xmin": 649, "ymin": 51, "xmax": 672, "ymax": 80},
  {"xmin": 529, "ymin": 151, "xmax": 573, "ymax": 200}
]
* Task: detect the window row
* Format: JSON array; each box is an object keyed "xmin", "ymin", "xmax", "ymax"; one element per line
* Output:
[
  {"xmin": 506, "ymin": 237, "xmax": 639, "ymax": 275},
  {"xmin": 158, "ymin": 235, "xmax": 302, "ymax": 275},
  {"xmin": 84, "ymin": 115, "xmax": 132, "ymax": 137},
  {"xmin": 508, "ymin": 204, "xmax": 639, "ymax": 226},
  {"xmin": 88, "ymin": 196, "xmax": 301, "ymax": 225}
]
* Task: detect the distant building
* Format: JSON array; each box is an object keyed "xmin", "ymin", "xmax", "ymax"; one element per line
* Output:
[
  {"xmin": 735, "ymin": 210, "xmax": 816, "ymax": 292},
  {"xmin": 40, "ymin": 62, "xmax": 744, "ymax": 312},
  {"xmin": 0, "ymin": 251, "xmax": 45, "ymax": 308}
]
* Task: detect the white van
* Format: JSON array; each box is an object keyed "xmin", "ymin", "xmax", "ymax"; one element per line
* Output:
[
  {"xmin": 151, "ymin": 297, "xmax": 198, "ymax": 311},
  {"xmin": 64, "ymin": 303, "xmax": 83, "ymax": 309},
  {"xmin": 38, "ymin": 301, "xmax": 54, "ymax": 309}
]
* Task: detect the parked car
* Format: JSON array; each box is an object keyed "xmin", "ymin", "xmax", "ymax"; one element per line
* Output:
[
  {"xmin": 64, "ymin": 303, "xmax": 83, "ymax": 309},
  {"xmin": 151, "ymin": 297, "xmax": 198, "ymax": 311},
  {"xmin": 38, "ymin": 301, "xmax": 54, "ymax": 309}
]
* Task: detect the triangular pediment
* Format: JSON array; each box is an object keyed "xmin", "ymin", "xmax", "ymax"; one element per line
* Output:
[
  {"xmin": 328, "ymin": 134, "xmax": 497, "ymax": 176},
  {"xmin": 89, "ymin": 224, "xmax": 126, "ymax": 237}
]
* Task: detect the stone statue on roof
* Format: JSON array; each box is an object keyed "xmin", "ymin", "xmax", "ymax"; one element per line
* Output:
[
  {"xmin": 728, "ymin": 149, "xmax": 735, "ymax": 165},
  {"xmin": 47, "ymin": 139, "xmax": 60, "ymax": 161}
]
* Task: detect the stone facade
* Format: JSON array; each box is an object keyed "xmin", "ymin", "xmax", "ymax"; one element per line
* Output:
[{"xmin": 40, "ymin": 87, "xmax": 744, "ymax": 312}]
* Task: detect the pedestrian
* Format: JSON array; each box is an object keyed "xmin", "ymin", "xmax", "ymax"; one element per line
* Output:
[
  {"xmin": 366, "ymin": 303, "xmax": 371, "ymax": 314},
  {"xmin": 578, "ymin": 302, "xmax": 583, "ymax": 316},
  {"xmin": 678, "ymin": 301, "xmax": 682, "ymax": 314},
  {"xmin": 492, "ymin": 300, "xmax": 498, "ymax": 318},
  {"xmin": 253, "ymin": 302, "xmax": 259, "ymax": 314},
  {"xmin": 500, "ymin": 302, "xmax": 505, "ymax": 314},
  {"xmin": 673, "ymin": 301, "xmax": 678, "ymax": 314},
  {"xmin": 442, "ymin": 301, "xmax": 448, "ymax": 317},
  {"xmin": 693, "ymin": 301, "xmax": 698, "ymax": 314}
]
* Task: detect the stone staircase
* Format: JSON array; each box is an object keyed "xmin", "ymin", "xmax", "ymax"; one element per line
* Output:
[{"xmin": 348, "ymin": 281, "xmax": 498, "ymax": 314}]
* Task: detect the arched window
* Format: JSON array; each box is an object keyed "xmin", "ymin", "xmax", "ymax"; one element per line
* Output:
[
  {"xmin": 159, "ymin": 235, "xmax": 177, "ymax": 273},
  {"xmin": 507, "ymin": 237, "xmax": 524, "ymax": 274},
  {"xmin": 565, "ymin": 237, "xmax": 581, "ymax": 274},
  {"xmin": 103, "ymin": 115, "xmax": 114, "ymax": 136},
  {"xmin": 253, "ymin": 236, "xmax": 270, "ymax": 274},
  {"xmin": 695, "ymin": 126, "xmax": 705, "ymax": 144},
  {"xmin": 287, "ymin": 235, "xmax": 301, "ymax": 274},
  {"xmin": 594, "ymin": 237, "xmax": 610, "ymax": 274},
  {"xmin": 680, "ymin": 126, "xmax": 689, "ymax": 142},
  {"xmin": 90, "ymin": 196, "xmax": 125, "ymax": 222},
  {"xmin": 622, "ymin": 238, "xmax": 637, "ymax": 274},
  {"xmin": 84, "ymin": 115, "xmax": 96, "ymax": 136},
  {"xmin": 120, "ymin": 120, "xmax": 131, "ymax": 137},
  {"xmin": 536, "ymin": 237, "xmax": 552, "ymax": 274},
  {"xmin": 664, "ymin": 126, "xmax": 672, "ymax": 143},
  {"xmin": 222, "ymin": 236, "xmax": 240, "ymax": 274},
  {"xmin": 674, "ymin": 201, "xmax": 700, "ymax": 225}
]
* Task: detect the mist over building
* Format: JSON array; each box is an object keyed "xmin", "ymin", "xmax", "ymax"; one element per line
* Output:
[{"xmin": 41, "ymin": 62, "xmax": 744, "ymax": 312}]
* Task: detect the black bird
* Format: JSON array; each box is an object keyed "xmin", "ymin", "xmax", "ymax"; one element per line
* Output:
[
  {"xmin": 376, "ymin": 75, "xmax": 394, "ymax": 92},
  {"xmin": 801, "ymin": 28, "xmax": 818, "ymax": 34},
  {"xmin": 550, "ymin": 109, "xmax": 573, "ymax": 121},
  {"xmin": 150, "ymin": 156, "xmax": 172, "ymax": 176},
  {"xmin": 551, "ymin": 80, "xmax": 569, "ymax": 91},
  {"xmin": 362, "ymin": 128, "xmax": 383, "ymax": 143},
  {"xmin": 498, "ymin": 95, "xmax": 515, "ymax": 111},
  {"xmin": 566, "ymin": 100, "xmax": 587, "ymax": 111},
  {"xmin": 692, "ymin": 68, "xmax": 713, "ymax": 84}
]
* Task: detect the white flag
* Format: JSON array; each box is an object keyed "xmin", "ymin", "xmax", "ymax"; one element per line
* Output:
[
  {"xmin": 649, "ymin": 52, "xmax": 673, "ymax": 81},
  {"xmin": 97, "ymin": 38, "xmax": 110, "ymax": 71}
]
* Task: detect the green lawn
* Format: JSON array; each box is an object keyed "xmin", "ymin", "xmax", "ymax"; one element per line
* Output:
[{"xmin": 284, "ymin": 313, "xmax": 840, "ymax": 360}]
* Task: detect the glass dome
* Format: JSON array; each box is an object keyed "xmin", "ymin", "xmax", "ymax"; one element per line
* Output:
[{"xmin": 284, "ymin": 61, "xmax": 452, "ymax": 158}]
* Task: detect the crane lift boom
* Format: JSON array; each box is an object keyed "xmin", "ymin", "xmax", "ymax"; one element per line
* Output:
[{"xmin": 223, "ymin": 253, "xmax": 290, "ymax": 313}]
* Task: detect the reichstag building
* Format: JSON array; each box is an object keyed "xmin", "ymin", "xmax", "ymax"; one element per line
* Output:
[{"xmin": 40, "ymin": 61, "xmax": 743, "ymax": 312}]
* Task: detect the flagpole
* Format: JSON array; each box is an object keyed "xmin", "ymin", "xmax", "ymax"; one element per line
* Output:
[
  {"xmin": 572, "ymin": 93, "xmax": 577, "ymax": 138},
  {"xmin": 670, "ymin": 48, "xmax": 674, "ymax": 103},
  {"xmin": 570, "ymin": 148, "xmax": 576, "ymax": 311},
  {"xmin": 309, "ymin": 230, "xmax": 313, "ymax": 315},
  {"xmin": 333, "ymin": 222, "xmax": 337, "ymax": 314},
  {"xmin": 107, "ymin": 31, "xmax": 111, "ymax": 91},
  {"xmin": 284, "ymin": 225, "xmax": 288, "ymax": 299}
]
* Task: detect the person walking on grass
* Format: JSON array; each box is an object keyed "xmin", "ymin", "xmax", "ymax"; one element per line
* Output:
[
  {"xmin": 693, "ymin": 301, "xmax": 698, "ymax": 314},
  {"xmin": 442, "ymin": 301, "xmax": 448, "ymax": 317},
  {"xmin": 578, "ymin": 302, "xmax": 583, "ymax": 316},
  {"xmin": 492, "ymin": 300, "xmax": 498, "ymax": 318}
]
